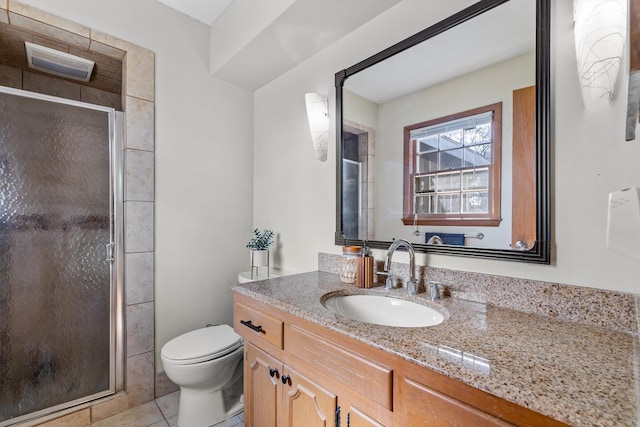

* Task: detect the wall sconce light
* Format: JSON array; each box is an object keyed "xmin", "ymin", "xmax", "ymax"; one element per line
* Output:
[
  {"xmin": 573, "ymin": 0, "xmax": 627, "ymax": 106},
  {"xmin": 305, "ymin": 92, "xmax": 329, "ymax": 162}
]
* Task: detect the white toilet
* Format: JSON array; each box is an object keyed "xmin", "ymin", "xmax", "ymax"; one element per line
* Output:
[{"xmin": 161, "ymin": 325, "xmax": 244, "ymax": 427}]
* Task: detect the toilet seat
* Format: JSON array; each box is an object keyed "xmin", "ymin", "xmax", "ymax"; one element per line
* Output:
[{"xmin": 161, "ymin": 325, "xmax": 243, "ymax": 365}]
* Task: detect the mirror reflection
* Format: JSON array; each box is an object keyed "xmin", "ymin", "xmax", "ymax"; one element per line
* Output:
[{"xmin": 340, "ymin": 0, "xmax": 541, "ymax": 253}]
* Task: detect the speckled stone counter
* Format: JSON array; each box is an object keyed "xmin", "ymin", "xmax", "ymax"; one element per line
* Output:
[{"xmin": 233, "ymin": 271, "xmax": 639, "ymax": 427}]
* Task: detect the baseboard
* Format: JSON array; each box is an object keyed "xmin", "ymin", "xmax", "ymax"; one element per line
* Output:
[{"xmin": 155, "ymin": 371, "xmax": 179, "ymax": 398}]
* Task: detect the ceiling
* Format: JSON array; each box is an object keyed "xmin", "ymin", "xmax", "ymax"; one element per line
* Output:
[
  {"xmin": 154, "ymin": 0, "xmax": 403, "ymax": 90},
  {"xmin": 154, "ymin": 0, "xmax": 533, "ymax": 94},
  {"xmin": 345, "ymin": 0, "xmax": 536, "ymax": 104},
  {"xmin": 155, "ymin": 0, "xmax": 233, "ymax": 26},
  {"xmin": 0, "ymin": 0, "xmax": 401, "ymax": 94},
  {"xmin": 0, "ymin": 0, "xmax": 532, "ymax": 96}
]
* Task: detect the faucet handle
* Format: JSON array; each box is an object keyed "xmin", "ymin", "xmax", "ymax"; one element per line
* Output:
[
  {"xmin": 429, "ymin": 281, "xmax": 448, "ymax": 301},
  {"xmin": 406, "ymin": 279, "xmax": 418, "ymax": 295},
  {"xmin": 384, "ymin": 276, "xmax": 395, "ymax": 291}
]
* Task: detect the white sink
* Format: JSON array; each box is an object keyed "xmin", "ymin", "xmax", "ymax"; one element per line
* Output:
[{"xmin": 322, "ymin": 294, "xmax": 444, "ymax": 327}]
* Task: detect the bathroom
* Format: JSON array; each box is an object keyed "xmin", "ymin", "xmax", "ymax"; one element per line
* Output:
[{"xmin": 0, "ymin": 0, "xmax": 638, "ymax": 426}]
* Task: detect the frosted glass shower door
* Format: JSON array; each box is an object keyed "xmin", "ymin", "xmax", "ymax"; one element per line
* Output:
[{"xmin": 0, "ymin": 89, "xmax": 119, "ymax": 424}]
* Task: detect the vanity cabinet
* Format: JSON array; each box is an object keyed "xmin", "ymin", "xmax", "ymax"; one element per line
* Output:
[
  {"xmin": 235, "ymin": 295, "xmax": 389, "ymax": 427},
  {"xmin": 244, "ymin": 343, "xmax": 337, "ymax": 427},
  {"xmin": 234, "ymin": 293, "xmax": 568, "ymax": 427},
  {"xmin": 244, "ymin": 341, "xmax": 382, "ymax": 427}
]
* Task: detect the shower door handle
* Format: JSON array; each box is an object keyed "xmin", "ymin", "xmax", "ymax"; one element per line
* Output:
[{"xmin": 106, "ymin": 243, "xmax": 115, "ymax": 263}]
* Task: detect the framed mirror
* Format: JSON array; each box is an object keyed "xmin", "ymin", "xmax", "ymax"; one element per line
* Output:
[{"xmin": 335, "ymin": 0, "xmax": 550, "ymax": 263}]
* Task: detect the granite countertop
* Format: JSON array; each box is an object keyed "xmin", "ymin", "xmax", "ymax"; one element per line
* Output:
[{"xmin": 233, "ymin": 271, "xmax": 639, "ymax": 427}]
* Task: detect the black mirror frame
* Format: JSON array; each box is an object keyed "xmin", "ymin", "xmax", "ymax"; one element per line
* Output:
[{"xmin": 335, "ymin": 0, "xmax": 551, "ymax": 264}]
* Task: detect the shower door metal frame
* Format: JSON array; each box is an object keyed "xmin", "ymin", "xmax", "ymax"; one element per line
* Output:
[{"xmin": 0, "ymin": 86, "xmax": 124, "ymax": 426}]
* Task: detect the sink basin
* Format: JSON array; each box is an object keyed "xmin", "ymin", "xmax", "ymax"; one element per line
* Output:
[{"xmin": 322, "ymin": 294, "xmax": 444, "ymax": 327}]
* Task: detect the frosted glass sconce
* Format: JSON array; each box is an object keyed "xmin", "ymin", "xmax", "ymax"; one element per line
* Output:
[
  {"xmin": 573, "ymin": 0, "xmax": 627, "ymax": 105},
  {"xmin": 305, "ymin": 92, "xmax": 329, "ymax": 161}
]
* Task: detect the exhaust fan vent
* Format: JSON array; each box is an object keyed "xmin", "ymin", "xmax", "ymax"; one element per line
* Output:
[{"xmin": 25, "ymin": 42, "xmax": 95, "ymax": 82}]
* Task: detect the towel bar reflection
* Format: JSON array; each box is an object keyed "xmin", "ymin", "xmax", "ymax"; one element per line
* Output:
[
  {"xmin": 414, "ymin": 232, "xmax": 485, "ymax": 240},
  {"xmin": 465, "ymin": 233, "xmax": 485, "ymax": 239}
]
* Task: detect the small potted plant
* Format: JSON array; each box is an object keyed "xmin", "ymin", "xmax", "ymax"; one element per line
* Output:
[{"xmin": 246, "ymin": 228, "xmax": 274, "ymax": 267}]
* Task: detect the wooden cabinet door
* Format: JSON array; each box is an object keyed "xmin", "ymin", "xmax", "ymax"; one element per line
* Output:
[
  {"xmin": 511, "ymin": 85, "xmax": 536, "ymax": 250},
  {"xmin": 281, "ymin": 366, "xmax": 337, "ymax": 427},
  {"xmin": 245, "ymin": 343, "xmax": 282, "ymax": 427}
]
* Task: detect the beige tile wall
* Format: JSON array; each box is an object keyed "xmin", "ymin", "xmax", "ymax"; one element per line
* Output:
[
  {"xmin": 2, "ymin": 1, "xmax": 157, "ymax": 426},
  {"xmin": 0, "ymin": 64, "xmax": 121, "ymax": 109},
  {"xmin": 0, "ymin": 19, "xmax": 123, "ymax": 95},
  {"xmin": 0, "ymin": 63, "xmax": 20, "ymax": 87},
  {"xmin": 0, "ymin": 1, "xmax": 7, "ymax": 24}
]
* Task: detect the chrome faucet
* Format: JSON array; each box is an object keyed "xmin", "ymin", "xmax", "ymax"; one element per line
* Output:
[
  {"xmin": 383, "ymin": 239, "xmax": 418, "ymax": 295},
  {"xmin": 428, "ymin": 281, "xmax": 449, "ymax": 301}
]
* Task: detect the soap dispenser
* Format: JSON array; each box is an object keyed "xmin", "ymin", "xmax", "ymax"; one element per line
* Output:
[{"xmin": 356, "ymin": 243, "xmax": 374, "ymax": 288}]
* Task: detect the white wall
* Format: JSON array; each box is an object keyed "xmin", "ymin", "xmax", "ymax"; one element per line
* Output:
[
  {"xmin": 18, "ymin": 0, "xmax": 255, "ymax": 370},
  {"xmin": 255, "ymin": 0, "xmax": 640, "ymax": 293}
]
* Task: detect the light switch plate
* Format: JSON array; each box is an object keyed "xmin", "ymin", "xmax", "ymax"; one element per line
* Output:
[{"xmin": 606, "ymin": 187, "xmax": 640, "ymax": 262}]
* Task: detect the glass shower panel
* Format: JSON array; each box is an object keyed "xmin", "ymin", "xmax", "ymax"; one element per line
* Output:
[
  {"xmin": 342, "ymin": 159, "xmax": 362, "ymax": 240},
  {"xmin": 0, "ymin": 91, "xmax": 113, "ymax": 423}
]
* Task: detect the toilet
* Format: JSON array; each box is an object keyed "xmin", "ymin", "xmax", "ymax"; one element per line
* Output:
[{"xmin": 161, "ymin": 325, "xmax": 244, "ymax": 427}]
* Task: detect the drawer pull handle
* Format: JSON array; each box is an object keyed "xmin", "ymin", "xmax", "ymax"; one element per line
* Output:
[
  {"xmin": 281, "ymin": 375, "xmax": 291, "ymax": 385},
  {"xmin": 240, "ymin": 319, "xmax": 264, "ymax": 333},
  {"xmin": 269, "ymin": 368, "xmax": 278, "ymax": 378}
]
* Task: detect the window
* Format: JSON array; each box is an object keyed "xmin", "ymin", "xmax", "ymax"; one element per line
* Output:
[{"xmin": 403, "ymin": 103, "xmax": 502, "ymax": 226}]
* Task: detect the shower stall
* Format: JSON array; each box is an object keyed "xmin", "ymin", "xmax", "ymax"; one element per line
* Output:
[{"xmin": 0, "ymin": 87, "xmax": 124, "ymax": 425}]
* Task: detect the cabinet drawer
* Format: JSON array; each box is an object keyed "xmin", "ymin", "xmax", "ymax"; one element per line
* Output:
[
  {"xmin": 235, "ymin": 302, "xmax": 284, "ymax": 349},
  {"xmin": 402, "ymin": 377, "xmax": 513, "ymax": 427},
  {"xmin": 287, "ymin": 324, "xmax": 393, "ymax": 410}
]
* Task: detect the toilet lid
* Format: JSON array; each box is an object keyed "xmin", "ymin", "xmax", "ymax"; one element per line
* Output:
[{"xmin": 161, "ymin": 325, "xmax": 243, "ymax": 365}]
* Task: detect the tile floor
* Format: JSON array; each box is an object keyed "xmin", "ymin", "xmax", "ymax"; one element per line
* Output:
[{"xmin": 91, "ymin": 392, "xmax": 244, "ymax": 427}]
